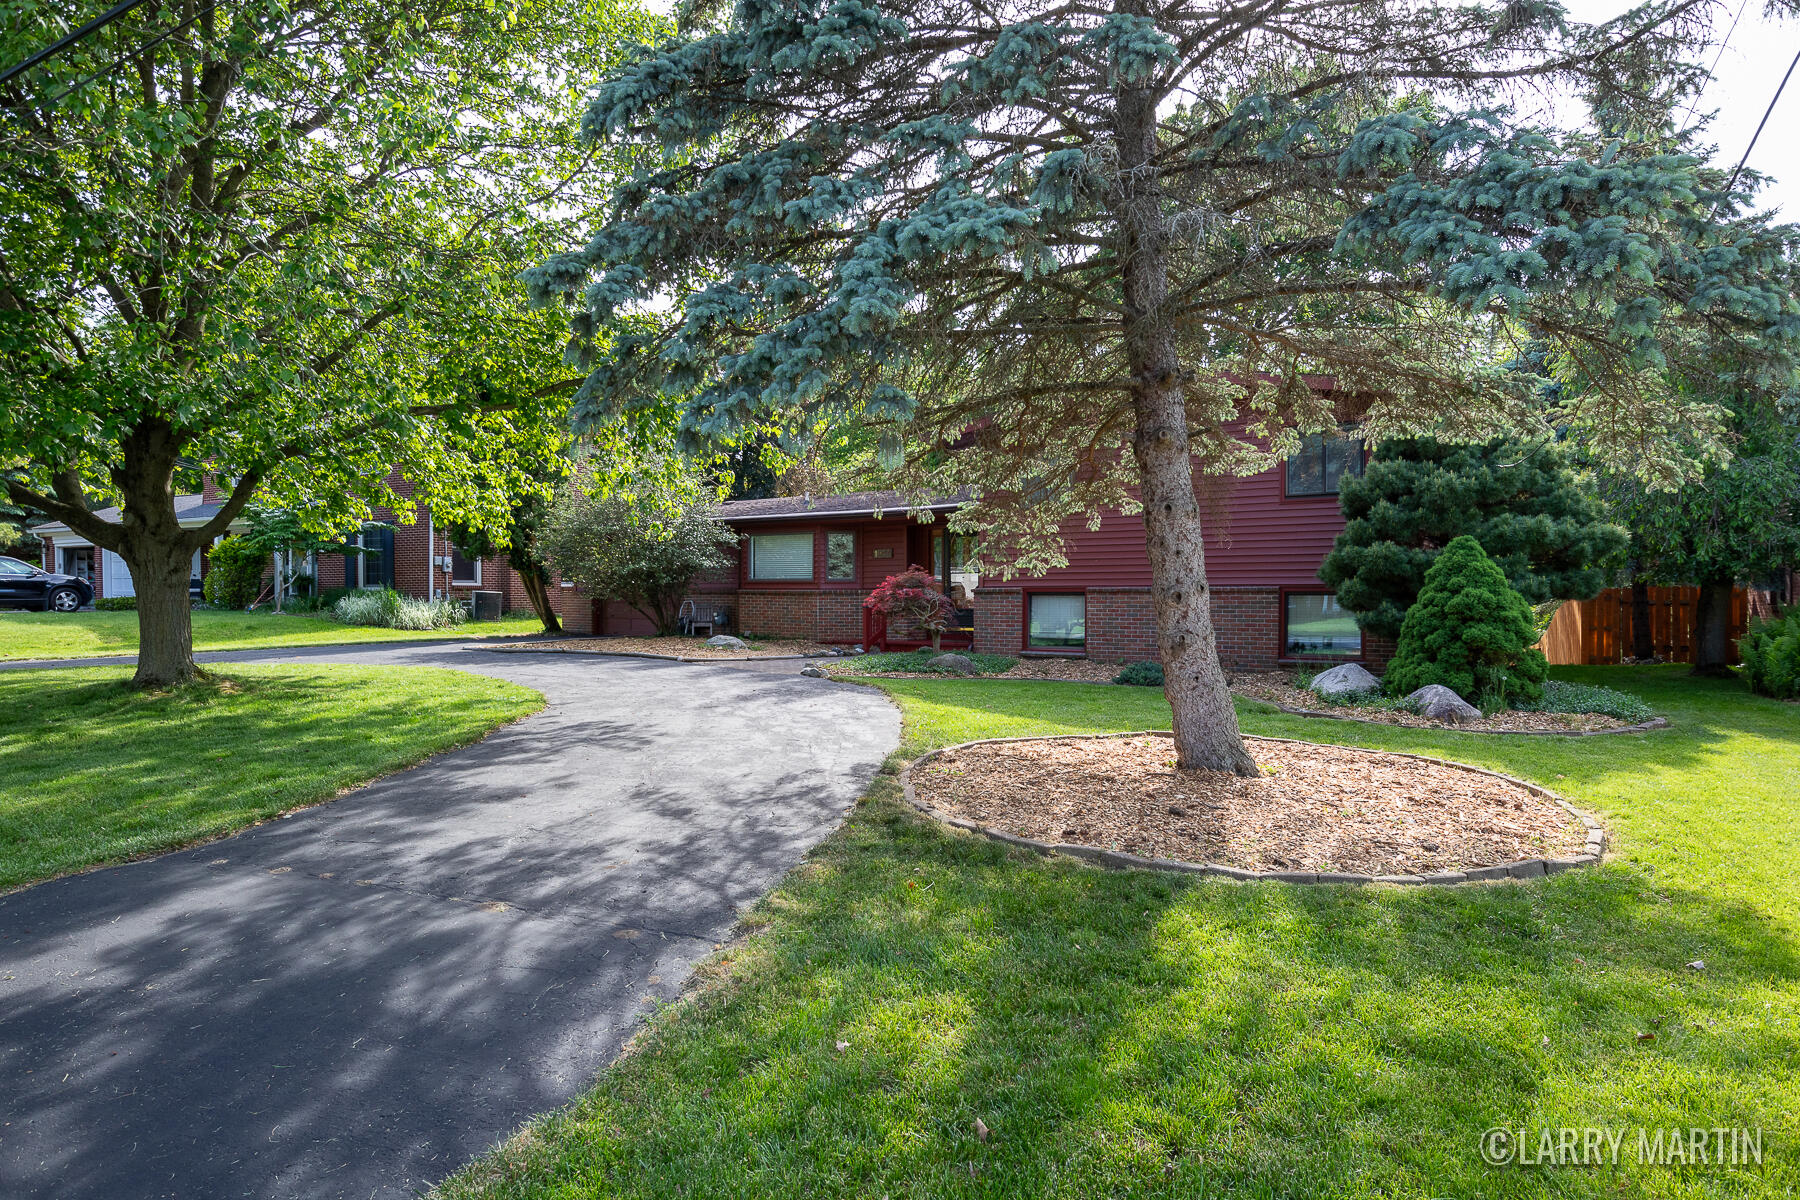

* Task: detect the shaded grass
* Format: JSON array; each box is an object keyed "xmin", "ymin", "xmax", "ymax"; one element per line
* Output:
[
  {"xmin": 0, "ymin": 609, "xmax": 546, "ymax": 661},
  {"xmin": 0, "ymin": 665, "xmax": 542, "ymax": 890},
  {"xmin": 439, "ymin": 666, "xmax": 1799, "ymax": 1199}
]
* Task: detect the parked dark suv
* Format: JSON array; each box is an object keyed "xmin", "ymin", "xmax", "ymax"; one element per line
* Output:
[{"xmin": 0, "ymin": 555, "xmax": 94, "ymax": 612}]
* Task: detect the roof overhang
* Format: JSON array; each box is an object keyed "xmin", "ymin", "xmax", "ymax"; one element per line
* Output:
[{"xmin": 718, "ymin": 501, "xmax": 963, "ymax": 524}]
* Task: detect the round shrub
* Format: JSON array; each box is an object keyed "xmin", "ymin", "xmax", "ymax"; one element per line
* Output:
[
  {"xmin": 1113, "ymin": 660, "xmax": 1165, "ymax": 687},
  {"xmin": 202, "ymin": 536, "xmax": 269, "ymax": 609},
  {"xmin": 1384, "ymin": 534, "xmax": 1548, "ymax": 707}
]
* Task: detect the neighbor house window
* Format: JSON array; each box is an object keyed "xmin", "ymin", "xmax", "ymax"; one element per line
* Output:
[
  {"xmin": 1028, "ymin": 593, "xmax": 1086, "ymax": 649},
  {"xmin": 748, "ymin": 532, "xmax": 814, "ymax": 581},
  {"xmin": 825, "ymin": 532, "xmax": 856, "ymax": 581},
  {"xmin": 1284, "ymin": 592, "xmax": 1361, "ymax": 659},
  {"xmin": 1285, "ymin": 431, "xmax": 1365, "ymax": 496},
  {"xmin": 450, "ymin": 547, "xmax": 481, "ymax": 586},
  {"xmin": 342, "ymin": 525, "xmax": 395, "ymax": 590}
]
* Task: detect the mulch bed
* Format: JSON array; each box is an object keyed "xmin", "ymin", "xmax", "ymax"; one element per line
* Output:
[
  {"xmin": 487, "ymin": 636, "xmax": 833, "ymax": 659},
  {"xmin": 1229, "ymin": 672, "xmax": 1632, "ymax": 733},
  {"xmin": 910, "ymin": 735, "xmax": 1588, "ymax": 876}
]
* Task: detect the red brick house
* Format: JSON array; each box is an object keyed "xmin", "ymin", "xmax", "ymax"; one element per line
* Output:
[{"xmin": 615, "ymin": 431, "xmax": 1392, "ymax": 672}]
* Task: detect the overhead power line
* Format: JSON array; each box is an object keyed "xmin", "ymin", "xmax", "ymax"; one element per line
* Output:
[
  {"xmin": 0, "ymin": 0, "xmax": 155, "ymax": 90},
  {"xmin": 1719, "ymin": 42, "xmax": 1800, "ymax": 208}
]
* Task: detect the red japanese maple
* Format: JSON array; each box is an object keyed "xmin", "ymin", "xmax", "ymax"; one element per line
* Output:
[{"xmin": 863, "ymin": 566, "xmax": 956, "ymax": 651}]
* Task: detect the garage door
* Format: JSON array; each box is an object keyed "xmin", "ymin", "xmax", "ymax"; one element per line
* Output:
[
  {"xmin": 102, "ymin": 550, "xmax": 134, "ymax": 599},
  {"xmin": 601, "ymin": 601, "xmax": 658, "ymax": 636}
]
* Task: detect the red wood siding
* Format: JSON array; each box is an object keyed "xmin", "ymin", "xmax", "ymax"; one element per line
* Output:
[{"xmin": 1005, "ymin": 461, "xmax": 1345, "ymax": 589}]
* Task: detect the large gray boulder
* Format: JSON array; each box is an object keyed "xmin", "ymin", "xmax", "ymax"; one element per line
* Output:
[
  {"xmin": 1309, "ymin": 662, "xmax": 1381, "ymax": 699},
  {"xmin": 703, "ymin": 634, "xmax": 750, "ymax": 650},
  {"xmin": 925, "ymin": 652, "xmax": 979, "ymax": 675},
  {"xmin": 1406, "ymin": 684, "xmax": 1482, "ymax": 724}
]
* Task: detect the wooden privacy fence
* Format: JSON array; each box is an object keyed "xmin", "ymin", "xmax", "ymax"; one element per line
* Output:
[{"xmin": 1535, "ymin": 586, "xmax": 1748, "ymax": 666}]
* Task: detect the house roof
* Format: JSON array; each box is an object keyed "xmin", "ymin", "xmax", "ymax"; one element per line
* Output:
[
  {"xmin": 716, "ymin": 490, "xmax": 964, "ymax": 523},
  {"xmin": 33, "ymin": 494, "xmax": 233, "ymax": 538}
]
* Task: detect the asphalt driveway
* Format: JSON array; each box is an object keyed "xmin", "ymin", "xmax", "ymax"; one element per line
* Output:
[{"xmin": 0, "ymin": 644, "xmax": 899, "ymax": 1199}]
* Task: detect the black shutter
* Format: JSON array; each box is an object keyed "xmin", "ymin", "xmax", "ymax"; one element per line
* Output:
[{"xmin": 377, "ymin": 527, "xmax": 395, "ymax": 589}]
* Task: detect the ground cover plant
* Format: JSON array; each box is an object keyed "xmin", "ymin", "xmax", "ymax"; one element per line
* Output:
[
  {"xmin": 846, "ymin": 649, "xmax": 1018, "ymax": 676},
  {"xmin": 436, "ymin": 665, "xmax": 1799, "ymax": 1198},
  {"xmin": 0, "ymin": 610, "xmax": 543, "ymax": 661},
  {"xmin": 0, "ymin": 665, "xmax": 541, "ymax": 890}
]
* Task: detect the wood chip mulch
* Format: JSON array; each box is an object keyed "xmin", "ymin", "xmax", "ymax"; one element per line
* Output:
[
  {"xmin": 911, "ymin": 735, "xmax": 1588, "ymax": 875},
  {"xmin": 1228, "ymin": 672, "xmax": 1631, "ymax": 732},
  {"xmin": 488, "ymin": 636, "xmax": 832, "ymax": 658}
]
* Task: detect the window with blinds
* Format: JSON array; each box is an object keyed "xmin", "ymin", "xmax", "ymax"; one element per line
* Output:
[
  {"xmin": 1028, "ymin": 593, "xmax": 1086, "ymax": 648},
  {"xmin": 748, "ymin": 533, "xmax": 814, "ymax": 581}
]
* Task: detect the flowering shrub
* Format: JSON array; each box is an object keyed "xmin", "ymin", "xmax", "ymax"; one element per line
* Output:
[{"xmin": 863, "ymin": 566, "xmax": 956, "ymax": 651}]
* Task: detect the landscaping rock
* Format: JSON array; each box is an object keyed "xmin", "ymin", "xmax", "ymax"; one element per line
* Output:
[
  {"xmin": 1310, "ymin": 662, "xmax": 1381, "ymax": 698},
  {"xmin": 1406, "ymin": 684, "xmax": 1481, "ymax": 724},
  {"xmin": 799, "ymin": 665, "xmax": 829, "ymax": 678},
  {"xmin": 704, "ymin": 635, "xmax": 749, "ymax": 650},
  {"xmin": 925, "ymin": 652, "xmax": 979, "ymax": 675}
]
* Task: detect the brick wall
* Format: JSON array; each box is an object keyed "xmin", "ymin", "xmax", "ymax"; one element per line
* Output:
[
  {"xmin": 973, "ymin": 588, "xmax": 1023, "ymax": 654},
  {"xmin": 738, "ymin": 589, "xmax": 819, "ymax": 639},
  {"xmin": 818, "ymin": 591, "xmax": 865, "ymax": 643},
  {"xmin": 1210, "ymin": 586, "xmax": 1280, "ymax": 670},
  {"xmin": 1085, "ymin": 588, "xmax": 1157, "ymax": 661}
]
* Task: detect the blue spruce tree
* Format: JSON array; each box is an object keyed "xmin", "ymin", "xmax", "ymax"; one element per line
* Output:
[{"xmin": 533, "ymin": 0, "xmax": 1800, "ymax": 773}]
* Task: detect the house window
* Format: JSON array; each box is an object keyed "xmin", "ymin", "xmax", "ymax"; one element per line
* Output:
[
  {"xmin": 1028, "ymin": 593, "xmax": 1086, "ymax": 649},
  {"xmin": 825, "ymin": 532, "xmax": 856, "ymax": 581},
  {"xmin": 343, "ymin": 525, "xmax": 395, "ymax": 590},
  {"xmin": 748, "ymin": 532, "xmax": 813, "ymax": 581},
  {"xmin": 1285, "ymin": 431, "xmax": 1365, "ymax": 496},
  {"xmin": 450, "ymin": 547, "xmax": 481, "ymax": 586},
  {"xmin": 1283, "ymin": 593, "xmax": 1361, "ymax": 659}
]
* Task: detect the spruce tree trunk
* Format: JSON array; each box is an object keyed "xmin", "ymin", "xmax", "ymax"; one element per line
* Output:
[
  {"xmin": 1112, "ymin": 18, "xmax": 1256, "ymax": 776},
  {"xmin": 128, "ymin": 538, "xmax": 201, "ymax": 688},
  {"xmin": 1691, "ymin": 575, "xmax": 1735, "ymax": 677},
  {"xmin": 1630, "ymin": 579, "xmax": 1654, "ymax": 660},
  {"xmin": 517, "ymin": 565, "xmax": 562, "ymax": 634}
]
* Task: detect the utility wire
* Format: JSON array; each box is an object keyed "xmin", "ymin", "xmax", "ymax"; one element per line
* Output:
[
  {"xmin": 1717, "ymin": 41, "xmax": 1800, "ymax": 211},
  {"xmin": 0, "ymin": 0, "xmax": 155, "ymax": 89},
  {"xmin": 36, "ymin": 0, "xmax": 224, "ymax": 109}
]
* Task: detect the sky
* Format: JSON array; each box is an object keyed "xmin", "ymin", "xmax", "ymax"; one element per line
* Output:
[{"xmin": 1564, "ymin": 0, "xmax": 1800, "ymax": 218}]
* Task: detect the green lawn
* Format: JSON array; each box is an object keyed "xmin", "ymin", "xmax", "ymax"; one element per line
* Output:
[
  {"xmin": 440, "ymin": 667, "xmax": 1799, "ymax": 1199},
  {"xmin": 0, "ymin": 665, "xmax": 541, "ymax": 890},
  {"xmin": 0, "ymin": 608, "xmax": 546, "ymax": 661}
]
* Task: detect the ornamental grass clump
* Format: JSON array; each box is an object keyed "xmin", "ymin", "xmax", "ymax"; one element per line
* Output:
[
  {"xmin": 331, "ymin": 589, "xmax": 466, "ymax": 630},
  {"xmin": 1384, "ymin": 535, "xmax": 1548, "ymax": 709}
]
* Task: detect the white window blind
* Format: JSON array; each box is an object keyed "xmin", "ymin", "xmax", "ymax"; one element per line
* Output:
[{"xmin": 749, "ymin": 533, "xmax": 814, "ymax": 581}]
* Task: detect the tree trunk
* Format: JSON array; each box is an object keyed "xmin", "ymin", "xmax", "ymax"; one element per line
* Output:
[
  {"xmin": 128, "ymin": 537, "xmax": 201, "ymax": 688},
  {"xmin": 1112, "ymin": 23, "xmax": 1256, "ymax": 776},
  {"xmin": 1630, "ymin": 579, "xmax": 1654, "ymax": 660},
  {"xmin": 1691, "ymin": 575, "xmax": 1736, "ymax": 677},
  {"xmin": 517, "ymin": 565, "xmax": 562, "ymax": 634}
]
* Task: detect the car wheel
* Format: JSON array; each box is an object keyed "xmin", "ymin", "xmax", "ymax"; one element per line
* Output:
[{"xmin": 48, "ymin": 587, "xmax": 83, "ymax": 613}]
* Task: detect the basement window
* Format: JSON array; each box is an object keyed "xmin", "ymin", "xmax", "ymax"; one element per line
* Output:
[
  {"xmin": 1283, "ymin": 593, "xmax": 1361, "ymax": 659},
  {"xmin": 1028, "ymin": 593, "xmax": 1086, "ymax": 649}
]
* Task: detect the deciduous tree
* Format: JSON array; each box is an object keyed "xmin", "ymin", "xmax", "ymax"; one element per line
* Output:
[
  {"xmin": 535, "ymin": 0, "xmax": 1800, "ymax": 771},
  {"xmin": 0, "ymin": 0, "xmax": 655, "ymax": 685}
]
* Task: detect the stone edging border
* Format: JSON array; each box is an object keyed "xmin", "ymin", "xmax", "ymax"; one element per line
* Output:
[
  {"xmin": 900, "ymin": 730, "xmax": 1606, "ymax": 886},
  {"xmin": 1261, "ymin": 702, "xmax": 1668, "ymax": 737}
]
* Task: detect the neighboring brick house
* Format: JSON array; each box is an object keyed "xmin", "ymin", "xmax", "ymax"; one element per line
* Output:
[{"xmin": 686, "ymin": 430, "xmax": 1394, "ymax": 672}]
